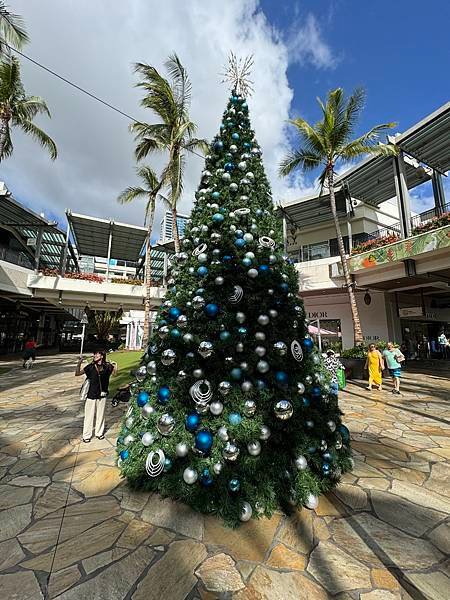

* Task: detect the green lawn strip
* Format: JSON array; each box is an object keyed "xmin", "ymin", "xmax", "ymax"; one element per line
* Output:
[{"xmin": 109, "ymin": 350, "xmax": 142, "ymax": 396}]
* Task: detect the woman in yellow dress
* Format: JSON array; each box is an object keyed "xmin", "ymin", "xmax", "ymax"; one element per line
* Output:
[{"xmin": 364, "ymin": 344, "xmax": 384, "ymax": 390}]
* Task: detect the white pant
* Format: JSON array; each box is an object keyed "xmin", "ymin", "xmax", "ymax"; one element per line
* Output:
[{"xmin": 83, "ymin": 397, "xmax": 106, "ymax": 440}]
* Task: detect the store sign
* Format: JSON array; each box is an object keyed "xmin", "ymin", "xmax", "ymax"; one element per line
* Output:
[
  {"xmin": 308, "ymin": 311, "xmax": 328, "ymax": 319},
  {"xmin": 399, "ymin": 307, "xmax": 423, "ymax": 317}
]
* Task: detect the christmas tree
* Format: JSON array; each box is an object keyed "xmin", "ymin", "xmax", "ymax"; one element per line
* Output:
[{"xmin": 117, "ymin": 58, "xmax": 352, "ymax": 526}]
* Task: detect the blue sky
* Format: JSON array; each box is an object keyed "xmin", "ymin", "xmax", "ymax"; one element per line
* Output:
[{"xmin": 3, "ymin": 0, "xmax": 449, "ymax": 230}]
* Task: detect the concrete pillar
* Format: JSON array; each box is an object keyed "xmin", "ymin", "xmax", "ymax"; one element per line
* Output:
[
  {"xmin": 431, "ymin": 171, "xmax": 446, "ymax": 215},
  {"xmin": 34, "ymin": 227, "xmax": 44, "ymax": 273},
  {"xmin": 60, "ymin": 220, "xmax": 70, "ymax": 276},
  {"xmin": 393, "ymin": 152, "xmax": 412, "ymax": 238},
  {"xmin": 105, "ymin": 223, "xmax": 113, "ymax": 282},
  {"xmin": 282, "ymin": 214, "xmax": 288, "ymax": 255}
]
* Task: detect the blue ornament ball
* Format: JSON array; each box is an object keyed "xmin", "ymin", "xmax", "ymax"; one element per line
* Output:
[
  {"xmin": 339, "ymin": 424, "xmax": 350, "ymax": 443},
  {"xmin": 323, "ymin": 451, "xmax": 332, "ymax": 461},
  {"xmin": 279, "ymin": 282, "xmax": 289, "ymax": 293},
  {"xmin": 117, "ymin": 436, "xmax": 124, "ymax": 445},
  {"xmin": 220, "ymin": 331, "xmax": 231, "ymax": 342},
  {"xmin": 228, "ymin": 412, "xmax": 242, "ymax": 426},
  {"xmin": 197, "ymin": 266, "xmax": 208, "ymax": 277},
  {"xmin": 211, "ymin": 191, "xmax": 221, "ymax": 199},
  {"xmin": 200, "ymin": 468, "xmax": 213, "ymax": 487},
  {"xmin": 232, "ymin": 132, "xmax": 240, "ymax": 140},
  {"xmin": 258, "ymin": 264, "xmax": 270, "ymax": 274},
  {"xmin": 137, "ymin": 390, "xmax": 150, "ymax": 407},
  {"xmin": 311, "ymin": 385, "xmax": 322, "ymax": 397},
  {"xmin": 228, "ymin": 478, "xmax": 241, "ymax": 492},
  {"xmin": 157, "ymin": 386, "xmax": 171, "ymax": 404},
  {"xmin": 214, "ymin": 140, "xmax": 223, "ymax": 151},
  {"xmin": 120, "ymin": 449, "xmax": 129, "ymax": 460},
  {"xmin": 238, "ymin": 327, "xmax": 247, "ymax": 336},
  {"xmin": 235, "ymin": 229, "xmax": 244, "ymax": 238},
  {"xmin": 244, "ymin": 142, "xmax": 251, "ymax": 149},
  {"xmin": 303, "ymin": 337, "xmax": 314, "ymax": 351},
  {"xmin": 223, "ymin": 255, "xmax": 232, "ymax": 262},
  {"xmin": 224, "ymin": 162, "xmax": 234, "ymax": 172},
  {"xmin": 242, "ymin": 257, "xmax": 252, "ymax": 267},
  {"xmin": 322, "ymin": 462, "xmax": 331, "ymax": 475},
  {"xmin": 185, "ymin": 412, "xmax": 201, "ymax": 432},
  {"xmin": 231, "ymin": 95, "xmax": 239, "ymax": 104},
  {"xmin": 170, "ymin": 328, "xmax": 181, "ymax": 339},
  {"xmin": 230, "ymin": 368, "xmax": 242, "ymax": 381},
  {"xmin": 255, "ymin": 379, "xmax": 266, "ymax": 390},
  {"xmin": 234, "ymin": 238, "xmax": 246, "ymax": 248},
  {"xmin": 195, "ymin": 429, "xmax": 214, "ymax": 453},
  {"xmin": 164, "ymin": 458, "xmax": 173, "ymax": 472},
  {"xmin": 275, "ymin": 371, "xmax": 289, "ymax": 385},
  {"xmin": 302, "ymin": 397, "xmax": 310, "ymax": 407},
  {"xmin": 204, "ymin": 303, "xmax": 219, "ymax": 318},
  {"xmin": 168, "ymin": 307, "xmax": 182, "ymax": 321},
  {"xmin": 212, "ymin": 212, "xmax": 224, "ymax": 223}
]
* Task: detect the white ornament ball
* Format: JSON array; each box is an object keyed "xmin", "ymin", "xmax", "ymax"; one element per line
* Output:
[
  {"xmin": 236, "ymin": 311, "xmax": 246, "ymax": 323},
  {"xmin": 124, "ymin": 434, "xmax": 135, "ymax": 446},
  {"xmin": 215, "ymin": 276, "xmax": 224, "ymax": 286},
  {"xmin": 294, "ymin": 455, "xmax": 308, "ymax": 470},
  {"xmin": 305, "ymin": 493, "xmax": 319, "ymax": 510},
  {"xmin": 217, "ymin": 426, "xmax": 229, "ymax": 441},
  {"xmin": 183, "ymin": 467, "xmax": 198, "ymax": 485},
  {"xmin": 176, "ymin": 442, "xmax": 189, "ymax": 457},
  {"xmin": 257, "ymin": 314, "xmax": 269, "ymax": 326},
  {"xmin": 257, "ymin": 360, "xmax": 269, "ymax": 373},
  {"xmin": 213, "ymin": 462, "xmax": 223, "ymax": 475},
  {"xmin": 243, "ymin": 233, "xmax": 254, "ymax": 243},
  {"xmin": 125, "ymin": 416, "xmax": 134, "ymax": 428},
  {"xmin": 141, "ymin": 404, "xmax": 155, "ymax": 418},
  {"xmin": 297, "ymin": 382, "xmax": 305, "ymax": 394},
  {"xmin": 259, "ymin": 425, "xmax": 271, "ymax": 440},
  {"xmin": 210, "ymin": 401, "xmax": 224, "ymax": 415},
  {"xmin": 327, "ymin": 420, "xmax": 337, "ymax": 432},
  {"xmin": 255, "ymin": 346, "xmax": 266, "ymax": 357},
  {"xmin": 141, "ymin": 432, "xmax": 154, "ymax": 447},
  {"xmin": 197, "ymin": 252, "xmax": 208, "ymax": 263},
  {"xmin": 247, "ymin": 440, "xmax": 261, "ymax": 456},
  {"xmin": 240, "ymin": 501, "xmax": 253, "ymax": 522},
  {"xmin": 247, "ymin": 268, "xmax": 258, "ymax": 278}
]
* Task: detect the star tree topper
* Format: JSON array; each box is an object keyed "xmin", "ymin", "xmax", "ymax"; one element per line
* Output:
[{"xmin": 221, "ymin": 52, "xmax": 254, "ymax": 97}]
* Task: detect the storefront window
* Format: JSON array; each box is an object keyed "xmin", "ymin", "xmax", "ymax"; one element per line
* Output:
[{"xmin": 308, "ymin": 318, "xmax": 342, "ymax": 352}]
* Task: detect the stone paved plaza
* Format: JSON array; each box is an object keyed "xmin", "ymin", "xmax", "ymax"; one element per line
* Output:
[{"xmin": 0, "ymin": 354, "xmax": 449, "ymax": 599}]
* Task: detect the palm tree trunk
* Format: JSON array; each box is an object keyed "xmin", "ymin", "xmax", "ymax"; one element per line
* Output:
[
  {"xmin": 142, "ymin": 205, "xmax": 155, "ymax": 346},
  {"xmin": 0, "ymin": 116, "xmax": 10, "ymax": 161},
  {"xmin": 171, "ymin": 206, "xmax": 181, "ymax": 254},
  {"xmin": 327, "ymin": 168, "xmax": 364, "ymax": 345}
]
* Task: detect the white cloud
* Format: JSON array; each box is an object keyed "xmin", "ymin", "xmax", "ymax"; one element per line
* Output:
[
  {"xmin": 287, "ymin": 13, "xmax": 337, "ymax": 70},
  {"xmin": 2, "ymin": 0, "xmax": 323, "ymax": 241}
]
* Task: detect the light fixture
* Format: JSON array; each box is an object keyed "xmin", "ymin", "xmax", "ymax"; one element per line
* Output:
[
  {"xmin": 364, "ymin": 290, "xmax": 371, "ymax": 305},
  {"xmin": 58, "ymin": 291, "xmax": 63, "ymax": 305}
]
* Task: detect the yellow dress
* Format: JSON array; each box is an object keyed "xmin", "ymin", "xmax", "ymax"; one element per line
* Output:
[{"xmin": 367, "ymin": 350, "xmax": 382, "ymax": 386}]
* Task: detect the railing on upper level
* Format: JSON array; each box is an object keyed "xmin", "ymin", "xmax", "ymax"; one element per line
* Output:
[{"xmin": 0, "ymin": 245, "xmax": 33, "ymax": 269}]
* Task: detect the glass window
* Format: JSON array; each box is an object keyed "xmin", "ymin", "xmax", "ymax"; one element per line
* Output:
[{"xmin": 302, "ymin": 241, "xmax": 330, "ymax": 261}]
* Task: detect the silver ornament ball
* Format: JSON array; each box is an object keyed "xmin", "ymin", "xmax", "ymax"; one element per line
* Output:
[{"xmin": 183, "ymin": 467, "xmax": 198, "ymax": 485}]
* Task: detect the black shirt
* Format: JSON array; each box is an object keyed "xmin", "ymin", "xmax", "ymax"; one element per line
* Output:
[{"xmin": 84, "ymin": 362, "xmax": 114, "ymax": 399}]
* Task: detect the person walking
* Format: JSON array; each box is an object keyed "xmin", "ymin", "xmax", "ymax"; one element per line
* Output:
[
  {"xmin": 364, "ymin": 344, "xmax": 384, "ymax": 391},
  {"xmin": 75, "ymin": 350, "xmax": 117, "ymax": 443},
  {"xmin": 22, "ymin": 337, "xmax": 37, "ymax": 368},
  {"xmin": 438, "ymin": 331, "xmax": 448, "ymax": 359},
  {"xmin": 324, "ymin": 349, "xmax": 344, "ymax": 394},
  {"xmin": 382, "ymin": 342, "xmax": 405, "ymax": 395}
]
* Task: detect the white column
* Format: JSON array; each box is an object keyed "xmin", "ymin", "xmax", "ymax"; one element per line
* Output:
[
  {"xmin": 392, "ymin": 152, "xmax": 412, "ymax": 238},
  {"xmin": 105, "ymin": 223, "xmax": 113, "ymax": 282}
]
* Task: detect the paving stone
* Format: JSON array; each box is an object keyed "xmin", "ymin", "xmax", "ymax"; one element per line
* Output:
[
  {"xmin": 314, "ymin": 493, "xmax": 347, "ymax": 516},
  {"xmin": 0, "ymin": 484, "xmax": 33, "ymax": 509},
  {"xmin": 334, "ymin": 484, "xmax": 369, "ymax": 510},
  {"xmin": 424, "ymin": 462, "xmax": 450, "ymax": 495},
  {"xmin": 57, "ymin": 546, "xmax": 155, "ymax": 600},
  {"xmin": 47, "ymin": 565, "xmax": 81, "ymax": 598},
  {"xmin": 33, "ymin": 482, "xmax": 83, "ymax": 519},
  {"xmin": 0, "ymin": 454, "xmax": 18, "ymax": 467},
  {"xmin": 308, "ymin": 541, "xmax": 372, "ymax": 593},
  {"xmin": 82, "ymin": 547, "xmax": 129, "ymax": 574},
  {"xmin": 21, "ymin": 518, "xmax": 125, "ymax": 572},
  {"xmin": 116, "ymin": 518, "xmax": 153, "ymax": 549},
  {"xmin": 358, "ymin": 477, "xmax": 390, "ymax": 491},
  {"xmin": 371, "ymin": 568, "xmax": 401, "ymax": 591},
  {"xmin": 371, "ymin": 490, "xmax": 446, "ymax": 537},
  {"xmin": 328, "ymin": 518, "xmax": 383, "ymax": 567},
  {"xmin": 71, "ymin": 465, "xmax": 122, "ymax": 497},
  {"xmin": 236, "ymin": 560, "xmax": 257, "ymax": 581},
  {"xmin": 427, "ymin": 521, "xmax": 450, "ymax": 554},
  {"xmin": 133, "ymin": 540, "xmax": 207, "ymax": 600},
  {"xmin": 360, "ymin": 591, "xmax": 401, "ymax": 600},
  {"xmin": 390, "ymin": 480, "xmax": 450, "ymax": 513},
  {"xmin": 352, "ymin": 442, "xmax": 409, "ymax": 463},
  {"xmin": 234, "ymin": 566, "xmax": 329, "ymax": 600},
  {"xmin": 141, "ymin": 494, "xmax": 204, "ymax": 540},
  {"xmin": 195, "ymin": 552, "xmax": 245, "ymax": 593},
  {"xmin": 313, "ymin": 517, "xmax": 331, "ymax": 541},
  {"xmin": 277, "ymin": 509, "xmax": 314, "ymax": 554},
  {"xmin": 112, "ymin": 483, "xmax": 149, "ymax": 512},
  {"xmin": 387, "ymin": 468, "xmax": 427, "ymax": 485},
  {"xmin": 0, "ymin": 571, "xmax": 43, "ymax": 599},
  {"xmin": 8, "ymin": 458, "xmax": 39, "ymax": 475},
  {"xmin": 0, "ymin": 538, "xmax": 26, "ymax": 571},
  {"xmin": 266, "ymin": 543, "xmax": 307, "ymax": 570},
  {"xmin": 404, "ymin": 572, "xmax": 450, "ymax": 600},
  {"xmin": 145, "ymin": 527, "xmax": 176, "ymax": 547},
  {"xmin": 352, "ymin": 513, "xmax": 443, "ymax": 569},
  {"xmin": 9, "ymin": 475, "xmax": 51, "ymax": 487},
  {"xmin": 204, "ymin": 513, "xmax": 281, "ymax": 561},
  {"xmin": 53, "ymin": 450, "xmax": 105, "ymax": 473},
  {"xmin": 0, "ymin": 503, "xmax": 32, "ymax": 541}
]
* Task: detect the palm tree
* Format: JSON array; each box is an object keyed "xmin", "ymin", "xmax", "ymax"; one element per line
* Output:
[
  {"xmin": 118, "ymin": 165, "xmax": 161, "ymax": 345},
  {"xmin": 0, "ymin": 57, "xmax": 57, "ymax": 162},
  {"xmin": 0, "ymin": 2, "xmax": 29, "ymax": 55},
  {"xmin": 131, "ymin": 54, "xmax": 208, "ymax": 252},
  {"xmin": 279, "ymin": 88, "xmax": 397, "ymax": 345}
]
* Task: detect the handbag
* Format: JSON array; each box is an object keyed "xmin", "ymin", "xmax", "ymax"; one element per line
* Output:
[{"xmin": 80, "ymin": 378, "xmax": 90, "ymax": 401}]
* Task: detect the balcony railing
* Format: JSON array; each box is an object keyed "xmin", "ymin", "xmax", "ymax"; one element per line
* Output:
[{"xmin": 0, "ymin": 245, "xmax": 33, "ymax": 269}]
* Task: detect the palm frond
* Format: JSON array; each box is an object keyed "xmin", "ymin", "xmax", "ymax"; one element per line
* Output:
[
  {"xmin": 340, "ymin": 141, "xmax": 398, "ymax": 161},
  {"xmin": 117, "ymin": 186, "xmax": 148, "ymax": 205},
  {"xmin": 165, "ymin": 53, "xmax": 192, "ymax": 114},
  {"xmin": 0, "ymin": 124, "xmax": 12, "ymax": 159},
  {"xmin": 135, "ymin": 164, "xmax": 160, "ymax": 190},
  {"xmin": 182, "ymin": 137, "xmax": 209, "ymax": 156},
  {"xmin": 288, "ymin": 117, "xmax": 326, "ymax": 155},
  {"xmin": 18, "ymin": 120, "xmax": 57, "ymax": 159},
  {"xmin": 0, "ymin": 3, "xmax": 29, "ymax": 52},
  {"xmin": 278, "ymin": 148, "xmax": 322, "ymax": 177},
  {"xmin": 14, "ymin": 95, "xmax": 51, "ymax": 121}
]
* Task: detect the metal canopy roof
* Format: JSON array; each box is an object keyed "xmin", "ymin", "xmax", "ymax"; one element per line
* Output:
[
  {"xmin": 278, "ymin": 188, "xmax": 348, "ymax": 228},
  {"xmin": 0, "ymin": 190, "xmax": 77, "ymax": 271},
  {"xmin": 67, "ymin": 211, "xmax": 148, "ymax": 262},
  {"xmin": 391, "ymin": 101, "xmax": 450, "ymax": 174}
]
